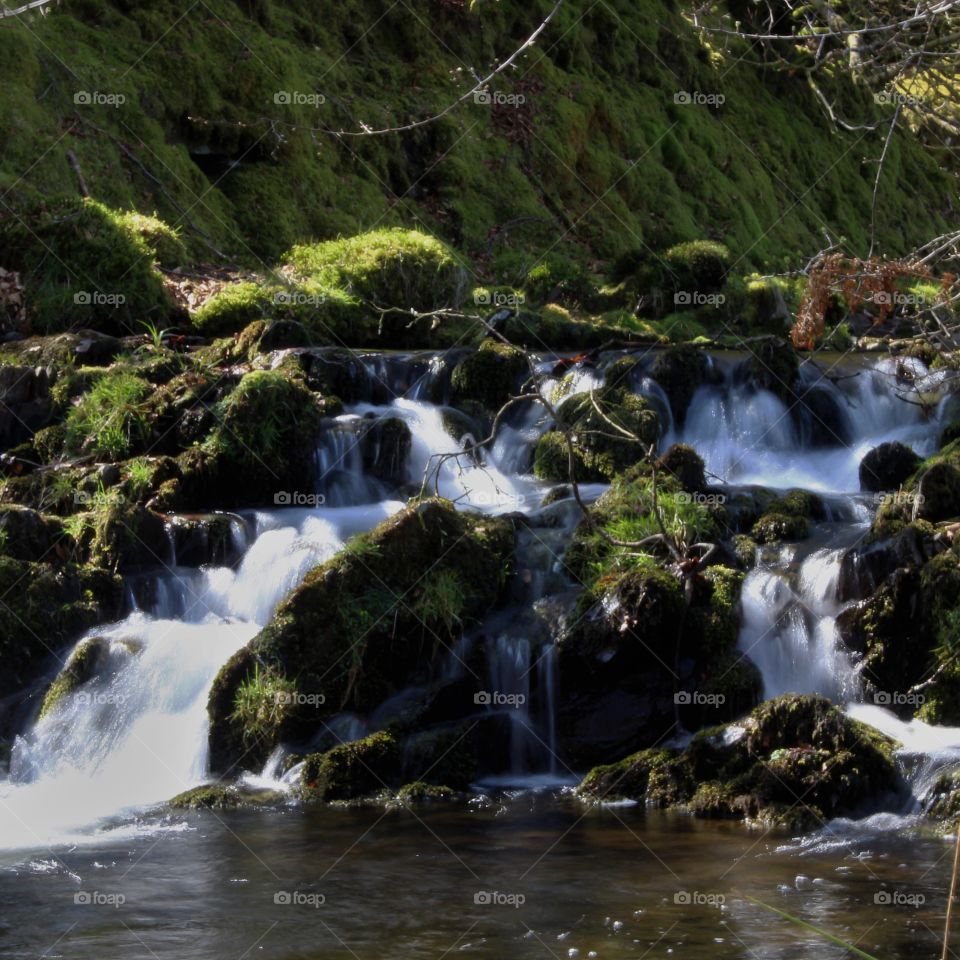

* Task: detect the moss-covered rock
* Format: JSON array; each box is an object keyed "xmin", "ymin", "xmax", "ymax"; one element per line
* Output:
[
  {"xmin": 743, "ymin": 337, "xmax": 799, "ymax": 403},
  {"xmin": 650, "ymin": 345, "xmax": 709, "ymax": 425},
  {"xmin": 578, "ymin": 694, "xmax": 902, "ymax": 828},
  {"xmin": 556, "ymin": 559, "xmax": 759, "ymax": 767},
  {"xmin": 0, "ymin": 505, "xmax": 71, "ymax": 562},
  {"xmin": 207, "ymin": 499, "xmax": 514, "ymax": 774},
  {"xmin": 751, "ymin": 511, "xmax": 810, "ymax": 544},
  {"xmin": 0, "ymin": 555, "xmax": 121, "ymax": 703},
  {"xmin": 176, "ymin": 369, "xmax": 324, "ymax": 509},
  {"xmin": 450, "ymin": 340, "xmax": 527, "ymax": 412},
  {"xmin": 37, "ymin": 635, "xmax": 109, "ymax": 719},
  {"xmin": 168, "ymin": 783, "xmax": 285, "ymax": 810},
  {"xmin": 192, "ymin": 282, "xmax": 276, "ymax": 337},
  {"xmin": 0, "ymin": 197, "xmax": 172, "ymax": 336},
  {"xmin": 298, "ymin": 731, "xmax": 400, "ymax": 802},
  {"xmin": 655, "ymin": 443, "xmax": 707, "ymax": 492},
  {"xmin": 859, "ymin": 441, "xmax": 922, "ymax": 493},
  {"xmin": 534, "ymin": 387, "xmax": 659, "ymax": 483}
]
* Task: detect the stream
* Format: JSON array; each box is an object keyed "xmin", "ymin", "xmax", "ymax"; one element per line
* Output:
[{"xmin": 1, "ymin": 348, "xmax": 959, "ymax": 958}]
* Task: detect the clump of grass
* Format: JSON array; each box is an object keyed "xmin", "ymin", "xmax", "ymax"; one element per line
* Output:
[
  {"xmin": 63, "ymin": 372, "xmax": 151, "ymax": 460},
  {"xmin": 231, "ymin": 664, "xmax": 297, "ymax": 747},
  {"xmin": 415, "ymin": 569, "xmax": 466, "ymax": 633}
]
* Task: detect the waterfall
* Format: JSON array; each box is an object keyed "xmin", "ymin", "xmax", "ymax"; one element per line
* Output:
[
  {"xmin": 1, "ymin": 347, "xmax": 955, "ymax": 847},
  {"xmin": 738, "ymin": 544, "xmax": 862, "ymax": 703}
]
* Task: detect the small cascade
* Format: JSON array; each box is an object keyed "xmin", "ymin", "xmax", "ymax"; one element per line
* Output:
[{"xmin": 739, "ymin": 543, "xmax": 862, "ymax": 703}]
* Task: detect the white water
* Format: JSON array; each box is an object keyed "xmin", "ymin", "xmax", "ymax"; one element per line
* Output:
[
  {"xmin": 678, "ymin": 356, "xmax": 949, "ymax": 491},
  {"xmin": 1, "ymin": 349, "xmax": 955, "ymax": 849}
]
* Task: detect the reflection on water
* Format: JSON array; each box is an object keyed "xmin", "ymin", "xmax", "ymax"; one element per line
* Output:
[{"xmin": 0, "ymin": 798, "xmax": 950, "ymax": 959}]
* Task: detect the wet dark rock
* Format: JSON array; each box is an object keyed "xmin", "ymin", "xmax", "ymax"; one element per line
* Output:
[
  {"xmin": 655, "ymin": 443, "xmax": 706, "ymax": 492},
  {"xmin": 0, "ymin": 364, "xmax": 54, "ymax": 448},
  {"xmin": 302, "ymin": 348, "xmax": 372, "ymax": 402},
  {"xmin": 739, "ymin": 337, "xmax": 799, "ymax": 403},
  {"xmin": 650, "ymin": 345, "xmax": 709, "ymax": 426},
  {"xmin": 167, "ymin": 513, "xmax": 242, "ymax": 568},
  {"xmin": 838, "ymin": 522, "xmax": 940, "ymax": 602},
  {"xmin": 795, "ymin": 384, "xmax": 852, "ymax": 447},
  {"xmin": 859, "ymin": 441, "xmax": 922, "ymax": 493},
  {"xmin": 556, "ymin": 564, "xmax": 759, "ymax": 767},
  {"xmin": 360, "ymin": 416, "xmax": 412, "ymax": 484}
]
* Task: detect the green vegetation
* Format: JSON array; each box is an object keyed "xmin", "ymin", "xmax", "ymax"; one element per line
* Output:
[
  {"xmin": 64, "ymin": 371, "xmax": 152, "ymax": 460},
  {"xmin": 0, "ymin": 197, "xmax": 171, "ymax": 335}
]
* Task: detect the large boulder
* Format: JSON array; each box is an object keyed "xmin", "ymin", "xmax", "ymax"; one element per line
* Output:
[
  {"xmin": 556, "ymin": 563, "xmax": 760, "ymax": 767},
  {"xmin": 859, "ymin": 441, "xmax": 922, "ymax": 493},
  {"xmin": 207, "ymin": 499, "xmax": 514, "ymax": 774}
]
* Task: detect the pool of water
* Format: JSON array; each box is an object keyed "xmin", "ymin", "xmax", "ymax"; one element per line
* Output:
[{"xmin": 0, "ymin": 796, "xmax": 951, "ymax": 959}]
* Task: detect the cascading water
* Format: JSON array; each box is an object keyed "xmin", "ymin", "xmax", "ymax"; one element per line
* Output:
[{"xmin": 2, "ymin": 346, "xmax": 956, "ymax": 850}]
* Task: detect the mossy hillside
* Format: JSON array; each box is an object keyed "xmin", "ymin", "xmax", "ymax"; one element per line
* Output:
[
  {"xmin": 206, "ymin": 499, "xmax": 514, "ymax": 774},
  {"xmin": 0, "ymin": 0, "xmax": 948, "ymax": 284},
  {"xmin": 0, "ymin": 197, "xmax": 173, "ymax": 336},
  {"xmin": 577, "ymin": 694, "xmax": 902, "ymax": 829}
]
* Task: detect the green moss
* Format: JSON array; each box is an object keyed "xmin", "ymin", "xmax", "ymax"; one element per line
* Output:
[
  {"xmin": 192, "ymin": 282, "xmax": 276, "ymax": 337},
  {"xmin": 176, "ymin": 369, "xmax": 323, "ymax": 509},
  {"xmin": 298, "ymin": 731, "xmax": 400, "ymax": 802},
  {"xmin": 286, "ymin": 229, "xmax": 467, "ymax": 313},
  {"xmin": 0, "ymin": 197, "xmax": 171, "ymax": 335},
  {"xmin": 113, "ymin": 211, "xmax": 187, "ymax": 268},
  {"xmin": 751, "ymin": 511, "xmax": 810, "ymax": 544},
  {"xmin": 663, "ymin": 240, "xmax": 732, "ymax": 294},
  {"xmin": 168, "ymin": 783, "xmax": 285, "ymax": 809},
  {"xmin": 577, "ymin": 694, "xmax": 901, "ymax": 828}
]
